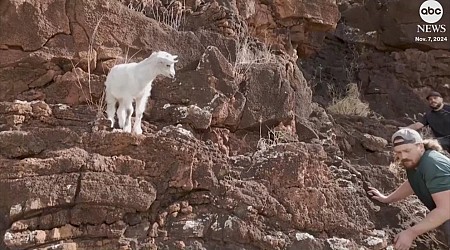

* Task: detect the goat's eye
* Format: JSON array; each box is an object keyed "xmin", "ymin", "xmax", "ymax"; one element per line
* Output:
[{"xmin": 166, "ymin": 65, "xmax": 170, "ymax": 67}]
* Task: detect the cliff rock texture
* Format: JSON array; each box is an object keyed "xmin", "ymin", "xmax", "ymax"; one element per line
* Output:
[{"xmin": 0, "ymin": 0, "xmax": 449, "ymax": 249}]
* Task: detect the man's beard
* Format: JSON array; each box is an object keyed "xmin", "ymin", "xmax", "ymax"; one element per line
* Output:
[
  {"xmin": 401, "ymin": 160, "xmax": 418, "ymax": 169},
  {"xmin": 430, "ymin": 102, "xmax": 443, "ymax": 110}
]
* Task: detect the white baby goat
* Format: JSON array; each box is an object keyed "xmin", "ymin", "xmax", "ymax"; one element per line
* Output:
[{"xmin": 104, "ymin": 51, "xmax": 178, "ymax": 134}]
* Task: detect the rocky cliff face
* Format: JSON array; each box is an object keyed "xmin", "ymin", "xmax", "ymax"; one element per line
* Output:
[
  {"xmin": 303, "ymin": 0, "xmax": 450, "ymax": 120},
  {"xmin": 0, "ymin": 0, "xmax": 449, "ymax": 250}
]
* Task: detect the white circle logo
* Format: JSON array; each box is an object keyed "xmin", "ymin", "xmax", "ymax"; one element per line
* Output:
[{"xmin": 419, "ymin": 0, "xmax": 443, "ymax": 24}]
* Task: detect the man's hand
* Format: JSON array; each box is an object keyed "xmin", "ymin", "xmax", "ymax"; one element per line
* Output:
[
  {"xmin": 394, "ymin": 229, "xmax": 417, "ymax": 250},
  {"xmin": 367, "ymin": 187, "xmax": 390, "ymax": 203}
]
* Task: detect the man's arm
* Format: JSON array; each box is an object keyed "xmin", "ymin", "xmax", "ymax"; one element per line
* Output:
[
  {"xmin": 385, "ymin": 181, "xmax": 415, "ymax": 203},
  {"xmin": 406, "ymin": 122, "xmax": 425, "ymax": 131},
  {"xmin": 409, "ymin": 190, "xmax": 450, "ymax": 236},
  {"xmin": 368, "ymin": 181, "xmax": 414, "ymax": 203}
]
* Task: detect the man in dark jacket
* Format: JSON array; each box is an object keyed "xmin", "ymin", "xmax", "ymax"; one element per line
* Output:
[
  {"xmin": 368, "ymin": 128, "xmax": 450, "ymax": 250},
  {"xmin": 407, "ymin": 91, "xmax": 450, "ymax": 152}
]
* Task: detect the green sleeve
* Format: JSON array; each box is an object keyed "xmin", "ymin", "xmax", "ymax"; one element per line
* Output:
[{"xmin": 424, "ymin": 158, "xmax": 450, "ymax": 194}]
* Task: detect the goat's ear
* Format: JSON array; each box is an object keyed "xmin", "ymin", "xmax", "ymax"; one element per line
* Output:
[{"xmin": 172, "ymin": 55, "xmax": 178, "ymax": 60}]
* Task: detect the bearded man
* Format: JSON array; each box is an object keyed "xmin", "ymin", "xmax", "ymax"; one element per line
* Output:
[
  {"xmin": 368, "ymin": 128, "xmax": 450, "ymax": 250},
  {"xmin": 407, "ymin": 91, "xmax": 450, "ymax": 152}
]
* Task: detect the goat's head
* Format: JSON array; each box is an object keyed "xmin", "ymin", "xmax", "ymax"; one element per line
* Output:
[{"xmin": 153, "ymin": 51, "xmax": 178, "ymax": 79}]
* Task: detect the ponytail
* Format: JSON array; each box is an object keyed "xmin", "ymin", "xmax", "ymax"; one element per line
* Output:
[{"xmin": 423, "ymin": 139, "xmax": 443, "ymax": 152}]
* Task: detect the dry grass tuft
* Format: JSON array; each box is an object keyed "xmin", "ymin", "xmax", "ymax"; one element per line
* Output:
[
  {"xmin": 120, "ymin": 0, "xmax": 185, "ymax": 30},
  {"xmin": 327, "ymin": 83, "xmax": 371, "ymax": 117},
  {"xmin": 71, "ymin": 15, "xmax": 106, "ymax": 118},
  {"xmin": 233, "ymin": 29, "xmax": 276, "ymax": 84},
  {"xmin": 257, "ymin": 123, "xmax": 298, "ymax": 151}
]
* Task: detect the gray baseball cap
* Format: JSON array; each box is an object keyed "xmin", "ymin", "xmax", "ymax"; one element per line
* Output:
[{"xmin": 391, "ymin": 128, "xmax": 423, "ymax": 147}]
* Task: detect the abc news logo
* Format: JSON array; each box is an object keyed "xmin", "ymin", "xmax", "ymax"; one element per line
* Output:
[{"xmin": 418, "ymin": 0, "xmax": 446, "ymax": 32}]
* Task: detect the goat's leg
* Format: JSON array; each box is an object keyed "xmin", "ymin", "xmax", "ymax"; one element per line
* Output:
[
  {"xmin": 117, "ymin": 99, "xmax": 126, "ymax": 129},
  {"xmin": 133, "ymin": 95, "xmax": 149, "ymax": 135},
  {"xmin": 121, "ymin": 98, "xmax": 134, "ymax": 133},
  {"xmin": 105, "ymin": 91, "xmax": 117, "ymax": 128}
]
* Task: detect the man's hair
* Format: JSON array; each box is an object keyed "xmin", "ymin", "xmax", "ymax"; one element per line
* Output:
[
  {"xmin": 392, "ymin": 139, "xmax": 442, "ymax": 165},
  {"xmin": 423, "ymin": 139, "xmax": 443, "ymax": 151},
  {"xmin": 426, "ymin": 91, "xmax": 442, "ymax": 100}
]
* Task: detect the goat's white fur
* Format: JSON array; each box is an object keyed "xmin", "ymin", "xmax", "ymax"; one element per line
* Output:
[{"xmin": 104, "ymin": 51, "xmax": 178, "ymax": 134}]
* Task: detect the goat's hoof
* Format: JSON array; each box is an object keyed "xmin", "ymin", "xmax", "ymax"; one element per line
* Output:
[
  {"xmin": 133, "ymin": 128, "xmax": 143, "ymax": 135},
  {"xmin": 108, "ymin": 120, "xmax": 115, "ymax": 128},
  {"xmin": 123, "ymin": 127, "xmax": 132, "ymax": 133}
]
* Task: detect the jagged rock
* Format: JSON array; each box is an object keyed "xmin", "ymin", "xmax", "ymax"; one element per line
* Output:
[
  {"xmin": 340, "ymin": 0, "xmax": 450, "ymax": 50},
  {"xmin": 0, "ymin": 0, "xmax": 70, "ymax": 51},
  {"xmin": 149, "ymin": 45, "xmax": 241, "ymax": 130},
  {"xmin": 326, "ymin": 237, "xmax": 359, "ymax": 250},
  {"xmin": 287, "ymin": 232, "xmax": 324, "ymax": 249},
  {"xmin": 362, "ymin": 229, "xmax": 388, "ymax": 250},
  {"xmin": 238, "ymin": 61, "xmax": 312, "ymax": 130},
  {"xmin": 361, "ymin": 133, "xmax": 388, "ymax": 152},
  {"xmin": 296, "ymin": 118, "xmax": 319, "ymax": 142}
]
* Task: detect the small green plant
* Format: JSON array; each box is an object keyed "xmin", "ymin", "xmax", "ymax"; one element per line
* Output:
[{"xmin": 327, "ymin": 83, "xmax": 371, "ymax": 117}]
